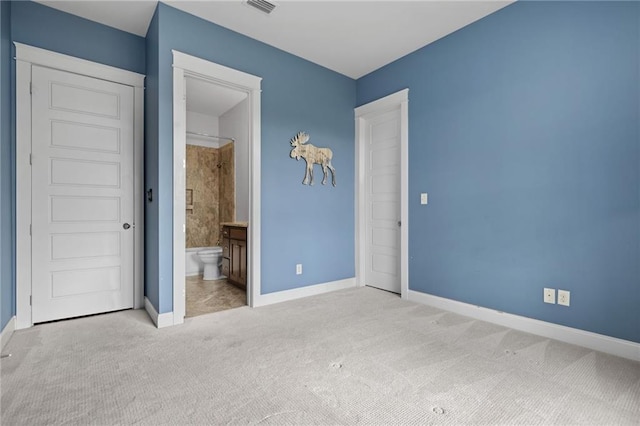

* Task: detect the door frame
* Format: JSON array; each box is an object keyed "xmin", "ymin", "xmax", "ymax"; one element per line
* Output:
[
  {"xmin": 354, "ymin": 89, "xmax": 409, "ymax": 299},
  {"xmin": 172, "ymin": 51, "xmax": 262, "ymax": 324},
  {"xmin": 14, "ymin": 43, "xmax": 145, "ymax": 329}
]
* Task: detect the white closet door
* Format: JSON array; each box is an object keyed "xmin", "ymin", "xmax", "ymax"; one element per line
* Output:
[
  {"xmin": 31, "ymin": 65, "xmax": 134, "ymax": 323},
  {"xmin": 364, "ymin": 108, "xmax": 401, "ymax": 294}
]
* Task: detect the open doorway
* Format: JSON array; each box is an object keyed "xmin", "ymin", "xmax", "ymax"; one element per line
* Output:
[
  {"xmin": 184, "ymin": 78, "xmax": 249, "ymax": 317},
  {"xmin": 172, "ymin": 51, "xmax": 262, "ymax": 325}
]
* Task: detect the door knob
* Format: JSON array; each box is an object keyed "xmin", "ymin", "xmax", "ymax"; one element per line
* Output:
[{"xmin": 123, "ymin": 223, "xmax": 131, "ymax": 230}]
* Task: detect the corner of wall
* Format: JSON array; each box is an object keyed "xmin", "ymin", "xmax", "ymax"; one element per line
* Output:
[{"xmin": 144, "ymin": 297, "xmax": 174, "ymax": 329}]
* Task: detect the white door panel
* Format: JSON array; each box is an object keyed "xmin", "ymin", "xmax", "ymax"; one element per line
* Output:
[
  {"xmin": 50, "ymin": 158, "xmax": 121, "ymax": 187},
  {"xmin": 49, "ymin": 81, "xmax": 121, "ymax": 118},
  {"xmin": 51, "ymin": 232, "xmax": 121, "ymax": 259},
  {"xmin": 31, "ymin": 65, "xmax": 134, "ymax": 323},
  {"xmin": 365, "ymin": 109, "xmax": 401, "ymax": 293},
  {"xmin": 51, "ymin": 121, "xmax": 121, "ymax": 153},
  {"xmin": 51, "ymin": 196, "xmax": 120, "ymax": 222}
]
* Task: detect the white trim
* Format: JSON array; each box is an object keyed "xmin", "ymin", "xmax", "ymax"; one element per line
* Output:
[
  {"xmin": 354, "ymin": 89, "xmax": 409, "ymax": 117},
  {"xmin": 408, "ymin": 290, "xmax": 640, "ymax": 362},
  {"xmin": 14, "ymin": 43, "xmax": 144, "ymax": 88},
  {"xmin": 15, "ymin": 58, "xmax": 31, "ymax": 330},
  {"xmin": 354, "ymin": 89, "xmax": 409, "ymax": 299},
  {"xmin": 1, "ymin": 317, "xmax": 16, "ymax": 352},
  {"xmin": 14, "ymin": 43, "xmax": 145, "ymax": 329},
  {"xmin": 144, "ymin": 297, "xmax": 174, "ymax": 329},
  {"xmin": 399, "ymin": 98, "xmax": 409, "ymax": 300},
  {"xmin": 172, "ymin": 51, "xmax": 262, "ymax": 325},
  {"xmin": 354, "ymin": 119, "xmax": 364, "ymax": 288},
  {"xmin": 253, "ymin": 278, "xmax": 356, "ymax": 307},
  {"xmin": 172, "ymin": 51, "xmax": 260, "ymax": 89},
  {"xmin": 248, "ymin": 84, "xmax": 262, "ymax": 309},
  {"xmin": 172, "ymin": 66, "xmax": 187, "ymax": 326},
  {"xmin": 133, "ymin": 86, "xmax": 145, "ymax": 310}
]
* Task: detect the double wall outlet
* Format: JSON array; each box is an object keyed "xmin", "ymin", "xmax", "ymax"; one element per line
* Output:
[
  {"xmin": 544, "ymin": 288, "xmax": 571, "ymax": 306},
  {"xmin": 296, "ymin": 264, "xmax": 302, "ymax": 275}
]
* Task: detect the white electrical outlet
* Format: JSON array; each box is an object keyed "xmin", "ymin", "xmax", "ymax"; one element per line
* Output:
[
  {"xmin": 544, "ymin": 288, "xmax": 556, "ymax": 304},
  {"xmin": 558, "ymin": 290, "xmax": 570, "ymax": 306},
  {"xmin": 420, "ymin": 193, "xmax": 428, "ymax": 205},
  {"xmin": 296, "ymin": 264, "xmax": 302, "ymax": 275}
]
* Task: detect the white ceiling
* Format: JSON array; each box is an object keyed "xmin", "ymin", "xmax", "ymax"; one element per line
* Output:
[
  {"xmin": 36, "ymin": 1, "xmax": 158, "ymax": 36},
  {"xmin": 36, "ymin": 0, "xmax": 513, "ymax": 79},
  {"xmin": 185, "ymin": 77, "xmax": 247, "ymax": 116}
]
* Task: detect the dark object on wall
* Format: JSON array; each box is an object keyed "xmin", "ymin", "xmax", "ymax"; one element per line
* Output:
[{"xmin": 185, "ymin": 188, "xmax": 193, "ymax": 213}]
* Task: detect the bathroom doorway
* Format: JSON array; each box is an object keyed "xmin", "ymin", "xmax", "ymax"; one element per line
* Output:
[
  {"xmin": 184, "ymin": 77, "xmax": 249, "ymax": 317},
  {"xmin": 172, "ymin": 51, "xmax": 262, "ymax": 325}
]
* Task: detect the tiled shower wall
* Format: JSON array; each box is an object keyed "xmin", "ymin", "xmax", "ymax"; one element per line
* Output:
[{"xmin": 186, "ymin": 144, "xmax": 235, "ymax": 248}]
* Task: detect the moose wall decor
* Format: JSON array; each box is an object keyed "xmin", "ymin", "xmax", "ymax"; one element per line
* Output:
[{"xmin": 289, "ymin": 131, "xmax": 336, "ymax": 186}]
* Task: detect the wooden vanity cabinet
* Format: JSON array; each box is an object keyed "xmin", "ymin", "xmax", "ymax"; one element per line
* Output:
[{"xmin": 221, "ymin": 225, "xmax": 247, "ymax": 289}]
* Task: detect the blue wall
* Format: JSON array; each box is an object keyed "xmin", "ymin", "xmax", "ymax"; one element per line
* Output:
[
  {"xmin": 145, "ymin": 3, "xmax": 355, "ymax": 313},
  {"xmin": 357, "ymin": 1, "xmax": 640, "ymax": 343},
  {"xmin": 11, "ymin": 1, "xmax": 145, "ymax": 74},
  {"xmin": 1, "ymin": 1, "xmax": 145, "ymax": 330},
  {"xmin": 1, "ymin": 0, "xmax": 13, "ymax": 332}
]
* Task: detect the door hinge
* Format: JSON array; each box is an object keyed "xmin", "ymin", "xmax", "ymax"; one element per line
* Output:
[
  {"xmin": 29, "ymin": 224, "xmax": 32, "ymax": 236},
  {"xmin": 29, "ymin": 153, "xmax": 32, "ymax": 165},
  {"xmin": 183, "ymin": 159, "xmax": 186, "ymax": 168},
  {"xmin": 29, "ymin": 82, "xmax": 32, "ymax": 95},
  {"xmin": 29, "ymin": 295, "xmax": 32, "ymax": 306}
]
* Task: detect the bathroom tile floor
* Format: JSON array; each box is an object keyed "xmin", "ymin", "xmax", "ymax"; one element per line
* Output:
[{"xmin": 185, "ymin": 275, "xmax": 246, "ymax": 318}]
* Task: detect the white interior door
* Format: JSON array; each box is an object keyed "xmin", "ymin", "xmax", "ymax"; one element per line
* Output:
[
  {"xmin": 364, "ymin": 108, "xmax": 401, "ymax": 293},
  {"xmin": 31, "ymin": 65, "xmax": 135, "ymax": 323}
]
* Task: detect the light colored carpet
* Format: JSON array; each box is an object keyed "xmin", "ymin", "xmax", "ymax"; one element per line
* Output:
[
  {"xmin": 1, "ymin": 287, "xmax": 639, "ymax": 425},
  {"xmin": 186, "ymin": 276, "xmax": 246, "ymax": 318}
]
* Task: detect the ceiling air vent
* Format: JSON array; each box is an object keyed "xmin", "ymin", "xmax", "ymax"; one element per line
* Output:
[{"xmin": 246, "ymin": 0, "xmax": 276, "ymax": 15}]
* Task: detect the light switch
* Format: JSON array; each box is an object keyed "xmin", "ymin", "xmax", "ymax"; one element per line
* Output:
[{"xmin": 420, "ymin": 193, "xmax": 428, "ymax": 205}]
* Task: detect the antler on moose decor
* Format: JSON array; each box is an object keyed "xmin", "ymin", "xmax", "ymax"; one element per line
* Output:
[{"xmin": 289, "ymin": 132, "xmax": 336, "ymax": 186}]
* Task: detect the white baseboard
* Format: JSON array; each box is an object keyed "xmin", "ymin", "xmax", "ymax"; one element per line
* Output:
[
  {"xmin": 408, "ymin": 290, "xmax": 640, "ymax": 362},
  {"xmin": 144, "ymin": 297, "xmax": 175, "ymax": 329},
  {"xmin": 253, "ymin": 278, "xmax": 356, "ymax": 307},
  {"xmin": 1, "ymin": 316, "xmax": 16, "ymax": 352}
]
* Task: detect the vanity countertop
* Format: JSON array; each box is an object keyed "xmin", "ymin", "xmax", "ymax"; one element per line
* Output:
[{"xmin": 220, "ymin": 222, "xmax": 248, "ymax": 228}]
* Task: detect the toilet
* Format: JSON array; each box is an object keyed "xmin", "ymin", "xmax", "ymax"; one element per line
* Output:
[{"xmin": 197, "ymin": 247, "xmax": 223, "ymax": 280}]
